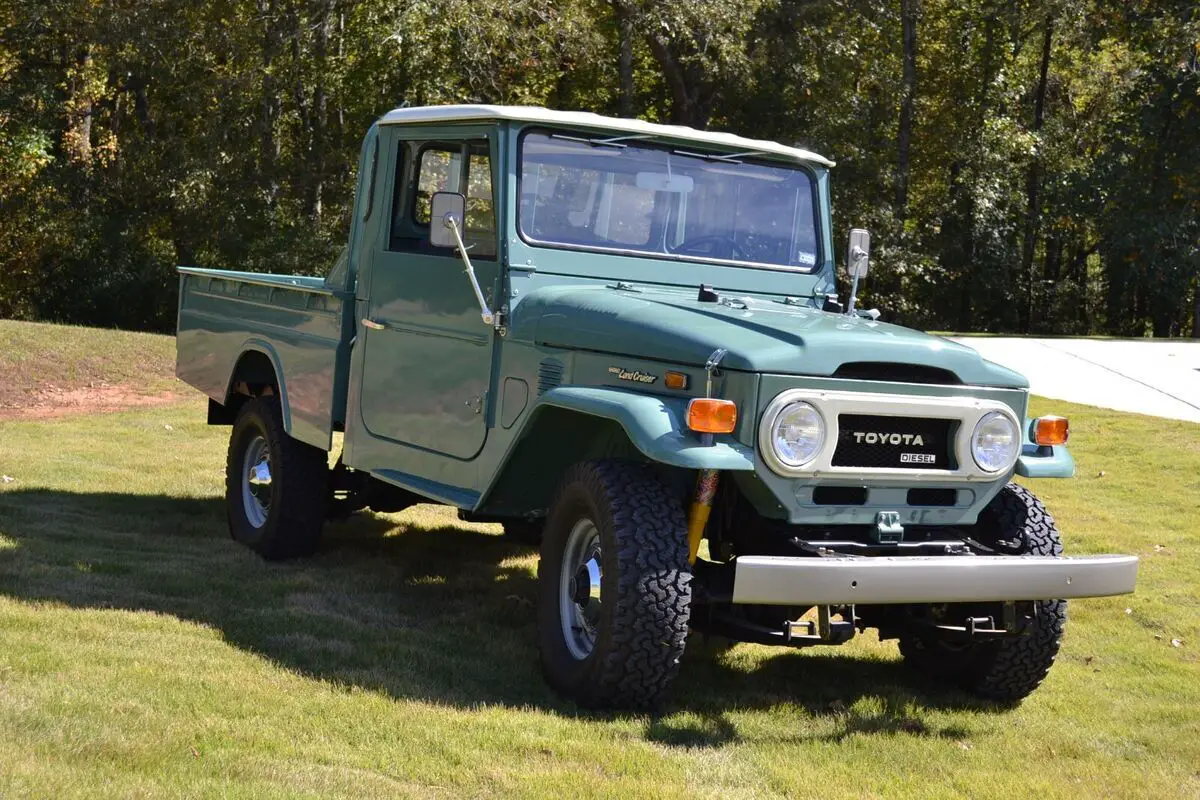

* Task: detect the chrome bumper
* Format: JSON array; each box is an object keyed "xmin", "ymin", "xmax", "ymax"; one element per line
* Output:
[{"xmin": 731, "ymin": 554, "xmax": 1139, "ymax": 606}]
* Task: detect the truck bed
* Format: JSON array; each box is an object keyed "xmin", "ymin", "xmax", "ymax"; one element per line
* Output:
[{"xmin": 175, "ymin": 267, "xmax": 353, "ymax": 450}]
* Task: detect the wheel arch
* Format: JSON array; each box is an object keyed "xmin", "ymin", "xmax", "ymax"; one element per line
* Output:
[
  {"xmin": 477, "ymin": 386, "xmax": 754, "ymax": 517},
  {"xmin": 210, "ymin": 343, "xmax": 293, "ymax": 436}
]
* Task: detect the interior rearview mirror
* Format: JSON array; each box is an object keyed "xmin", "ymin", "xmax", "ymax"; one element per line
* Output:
[
  {"xmin": 430, "ymin": 191, "xmax": 466, "ymax": 248},
  {"xmin": 636, "ymin": 172, "xmax": 694, "ymax": 193},
  {"xmin": 847, "ymin": 228, "xmax": 871, "ymax": 278}
]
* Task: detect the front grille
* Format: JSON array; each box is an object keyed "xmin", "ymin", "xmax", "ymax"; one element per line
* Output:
[
  {"xmin": 832, "ymin": 414, "xmax": 957, "ymax": 470},
  {"xmin": 833, "ymin": 361, "xmax": 962, "ymax": 385}
]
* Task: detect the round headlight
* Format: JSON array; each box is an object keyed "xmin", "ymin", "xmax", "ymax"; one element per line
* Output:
[
  {"xmin": 971, "ymin": 411, "xmax": 1018, "ymax": 472},
  {"xmin": 770, "ymin": 401, "xmax": 826, "ymax": 467}
]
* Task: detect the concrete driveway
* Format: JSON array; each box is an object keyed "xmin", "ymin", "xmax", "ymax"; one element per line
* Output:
[{"xmin": 948, "ymin": 337, "xmax": 1200, "ymax": 423}]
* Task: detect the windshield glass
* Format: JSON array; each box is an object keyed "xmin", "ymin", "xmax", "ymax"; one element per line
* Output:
[{"xmin": 518, "ymin": 131, "xmax": 819, "ymax": 271}]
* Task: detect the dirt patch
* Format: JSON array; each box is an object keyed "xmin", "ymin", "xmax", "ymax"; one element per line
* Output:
[{"xmin": 0, "ymin": 383, "xmax": 182, "ymax": 420}]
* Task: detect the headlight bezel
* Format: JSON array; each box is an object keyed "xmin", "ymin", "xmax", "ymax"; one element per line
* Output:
[
  {"xmin": 758, "ymin": 395, "xmax": 828, "ymax": 474},
  {"xmin": 970, "ymin": 410, "xmax": 1021, "ymax": 473}
]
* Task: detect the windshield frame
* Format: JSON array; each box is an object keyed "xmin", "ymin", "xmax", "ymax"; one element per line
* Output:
[{"xmin": 514, "ymin": 127, "xmax": 825, "ymax": 275}]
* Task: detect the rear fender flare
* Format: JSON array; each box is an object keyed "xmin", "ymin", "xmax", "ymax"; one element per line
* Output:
[{"xmin": 223, "ymin": 341, "xmax": 294, "ymax": 437}]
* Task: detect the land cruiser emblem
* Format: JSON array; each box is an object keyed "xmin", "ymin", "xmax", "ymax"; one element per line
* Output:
[
  {"xmin": 852, "ymin": 431, "xmax": 925, "ymax": 446},
  {"xmin": 608, "ymin": 366, "xmax": 657, "ymax": 384}
]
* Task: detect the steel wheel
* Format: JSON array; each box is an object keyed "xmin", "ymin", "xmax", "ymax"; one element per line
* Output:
[
  {"xmin": 241, "ymin": 435, "xmax": 272, "ymax": 529},
  {"xmin": 559, "ymin": 517, "xmax": 603, "ymax": 660}
]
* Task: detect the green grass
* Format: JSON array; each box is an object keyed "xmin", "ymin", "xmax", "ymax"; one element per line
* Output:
[
  {"xmin": 0, "ymin": 319, "xmax": 176, "ymax": 413},
  {"xmin": 1, "ymin": 332, "xmax": 1199, "ymax": 797}
]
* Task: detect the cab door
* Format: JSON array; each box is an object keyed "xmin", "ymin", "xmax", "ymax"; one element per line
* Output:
[{"xmin": 357, "ymin": 128, "xmax": 500, "ymax": 460}]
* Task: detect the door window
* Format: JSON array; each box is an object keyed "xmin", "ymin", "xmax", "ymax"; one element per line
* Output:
[{"xmin": 390, "ymin": 139, "xmax": 496, "ymax": 258}]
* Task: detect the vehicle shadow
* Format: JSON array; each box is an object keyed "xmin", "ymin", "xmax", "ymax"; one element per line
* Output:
[{"xmin": 0, "ymin": 487, "xmax": 994, "ymax": 742}]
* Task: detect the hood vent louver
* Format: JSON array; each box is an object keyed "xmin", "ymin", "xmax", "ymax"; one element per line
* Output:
[
  {"xmin": 833, "ymin": 362, "xmax": 962, "ymax": 386},
  {"xmin": 537, "ymin": 359, "xmax": 565, "ymax": 394}
]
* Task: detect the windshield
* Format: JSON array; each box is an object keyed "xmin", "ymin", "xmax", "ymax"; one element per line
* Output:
[{"xmin": 518, "ymin": 131, "xmax": 819, "ymax": 271}]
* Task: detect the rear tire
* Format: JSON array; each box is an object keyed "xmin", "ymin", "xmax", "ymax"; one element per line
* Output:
[
  {"xmin": 899, "ymin": 483, "xmax": 1066, "ymax": 703},
  {"xmin": 225, "ymin": 396, "xmax": 328, "ymax": 560},
  {"xmin": 537, "ymin": 461, "xmax": 691, "ymax": 709}
]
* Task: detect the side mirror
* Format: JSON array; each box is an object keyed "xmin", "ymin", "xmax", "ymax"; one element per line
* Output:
[
  {"xmin": 847, "ymin": 228, "xmax": 871, "ymax": 278},
  {"xmin": 429, "ymin": 191, "xmax": 466, "ymax": 248}
]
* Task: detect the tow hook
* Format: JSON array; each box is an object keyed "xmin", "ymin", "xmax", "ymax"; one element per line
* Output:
[{"xmin": 874, "ymin": 511, "xmax": 905, "ymax": 544}]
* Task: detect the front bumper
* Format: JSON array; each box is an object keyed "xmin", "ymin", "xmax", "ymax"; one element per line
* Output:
[{"xmin": 731, "ymin": 553, "xmax": 1139, "ymax": 606}]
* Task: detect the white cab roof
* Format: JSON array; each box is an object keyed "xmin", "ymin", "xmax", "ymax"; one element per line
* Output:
[{"xmin": 378, "ymin": 104, "xmax": 834, "ymax": 167}]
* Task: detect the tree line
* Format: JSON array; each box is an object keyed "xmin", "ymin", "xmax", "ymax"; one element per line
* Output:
[{"xmin": 1, "ymin": 0, "xmax": 1197, "ymax": 336}]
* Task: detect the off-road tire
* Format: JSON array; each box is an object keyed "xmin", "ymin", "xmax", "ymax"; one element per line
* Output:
[
  {"xmin": 899, "ymin": 482, "xmax": 1066, "ymax": 704},
  {"xmin": 225, "ymin": 396, "xmax": 328, "ymax": 560},
  {"xmin": 537, "ymin": 461, "xmax": 692, "ymax": 709},
  {"xmin": 502, "ymin": 519, "xmax": 544, "ymax": 546}
]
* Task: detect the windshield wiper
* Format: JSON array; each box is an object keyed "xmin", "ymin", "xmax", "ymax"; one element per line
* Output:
[
  {"xmin": 670, "ymin": 148, "xmax": 768, "ymax": 164},
  {"xmin": 550, "ymin": 133, "xmax": 653, "ymax": 150}
]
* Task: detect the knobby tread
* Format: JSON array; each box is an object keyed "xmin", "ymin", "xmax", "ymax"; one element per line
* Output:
[
  {"xmin": 225, "ymin": 396, "xmax": 328, "ymax": 560},
  {"xmin": 538, "ymin": 460, "xmax": 691, "ymax": 710},
  {"xmin": 900, "ymin": 482, "xmax": 1067, "ymax": 704}
]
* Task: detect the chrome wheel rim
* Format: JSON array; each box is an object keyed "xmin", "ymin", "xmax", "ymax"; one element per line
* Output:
[
  {"xmin": 242, "ymin": 435, "xmax": 272, "ymax": 528},
  {"xmin": 560, "ymin": 517, "xmax": 602, "ymax": 660}
]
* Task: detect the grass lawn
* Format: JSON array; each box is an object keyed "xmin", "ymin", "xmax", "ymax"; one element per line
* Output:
[
  {"xmin": 0, "ymin": 319, "xmax": 177, "ymax": 416},
  {"xmin": 0, "ymin": 327, "xmax": 1198, "ymax": 798}
]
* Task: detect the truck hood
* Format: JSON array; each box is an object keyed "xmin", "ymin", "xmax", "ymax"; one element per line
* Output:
[{"xmin": 517, "ymin": 285, "xmax": 1028, "ymax": 388}]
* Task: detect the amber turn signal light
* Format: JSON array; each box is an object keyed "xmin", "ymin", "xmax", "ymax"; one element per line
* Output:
[
  {"xmin": 687, "ymin": 398, "xmax": 738, "ymax": 434},
  {"xmin": 1033, "ymin": 415, "xmax": 1069, "ymax": 446},
  {"xmin": 664, "ymin": 371, "xmax": 689, "ymax": 390}
]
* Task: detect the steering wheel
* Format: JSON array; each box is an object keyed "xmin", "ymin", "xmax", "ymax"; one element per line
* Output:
[{"xmin": 671, "ymin": 235, "xmax": 747, "ymax": 261}]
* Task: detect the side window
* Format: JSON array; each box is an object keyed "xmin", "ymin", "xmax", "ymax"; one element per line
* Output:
[
  {"xmin": 413, "ymin": 147, "xmax": 463, "ymax": 225},
  {"xmin": 389, "ymin": 138, "xmax": 496, "ymax": 259}
]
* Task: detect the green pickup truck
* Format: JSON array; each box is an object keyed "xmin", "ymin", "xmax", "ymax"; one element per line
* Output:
[{"xmin": 176, "ymin": 104, "xmax": 1138, "ymax": 709}]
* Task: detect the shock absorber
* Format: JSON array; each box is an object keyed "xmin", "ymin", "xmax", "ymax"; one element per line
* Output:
[{"xmin": 686, "ymin": 469, "xmax": 720, "ymax": 564}]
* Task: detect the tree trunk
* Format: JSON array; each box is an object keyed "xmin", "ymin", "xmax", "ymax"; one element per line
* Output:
[
  {"xmin": 65, "ymin": 46, "xmax": 94, "ymax": 163},
  {"xmin": 306, "ymin": 0, "xmax": 335, "ymax": 221},
  {"xmin": 1019, "ymin": 15, "xmax": 1054, "ymax": 333},
  {"xmin": 896, "ymin": 0, "xmax": 918, "ymax": 219},
  {"xmin": 259, "ymin": 0, "xmax": 282, "ymax": 208},
  {"xmin": 615, "ymin": 3, "xmax": 634, "ymax": 117},
  {"xmin": 1192, "ymin": 280, "xmax": 1200, "ymax": 339},
  {"xmin": 645, "ymin": 36, "xmax": 711, "ymax": 129}
]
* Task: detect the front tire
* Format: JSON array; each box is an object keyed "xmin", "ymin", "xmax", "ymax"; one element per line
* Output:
[
  {"xmin": 225, "ymin": 396, "xmax": 328, "ymax": 560},
  {"xmin": 899, "ymin": 483, "xmax": 1066, "ymax": 703},
  {"xmin": 537, "ymin": 461, "xmax": 692, "ymax": 709}
]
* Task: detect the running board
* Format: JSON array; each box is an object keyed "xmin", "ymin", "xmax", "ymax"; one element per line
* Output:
[{"xmin": 731, "ymin": 554, "xmax": 1138, "ymax": 606}]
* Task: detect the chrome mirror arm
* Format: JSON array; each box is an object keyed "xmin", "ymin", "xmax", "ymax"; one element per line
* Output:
[{"xmin": 442, "ymin": 213, "xmax": 495, "ymax": 327}]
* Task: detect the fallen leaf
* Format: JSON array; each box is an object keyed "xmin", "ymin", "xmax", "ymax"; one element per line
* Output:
[{"xmin": 190, "ymin": 746, "xmax": 200, "ymax": 758}]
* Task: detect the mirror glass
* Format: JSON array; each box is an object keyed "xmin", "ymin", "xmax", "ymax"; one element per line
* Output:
[
  {"xmin": 430, "ymin": 191, "xmax": 466, "ymax": 248},
  {"xmin": 847, "ymin": 228, "xmax": 871, "ymax": 278},
  {"xmin": 634, "ymin": 172, "xmax": 694, "ymax": 193}
]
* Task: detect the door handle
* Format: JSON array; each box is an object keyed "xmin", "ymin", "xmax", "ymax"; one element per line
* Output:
[{"xmin": 361, "ymin": 318, "xmax": 387, "ymax": 331}]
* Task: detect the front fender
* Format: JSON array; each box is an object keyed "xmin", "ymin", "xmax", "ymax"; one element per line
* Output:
[
  {"xmin": 1014, "ymin": 417, "xmax": 1075, "ymax": 478},
  {"xmin": 537, "ymin": 387, "xmax": 755, "ymax": 471}
]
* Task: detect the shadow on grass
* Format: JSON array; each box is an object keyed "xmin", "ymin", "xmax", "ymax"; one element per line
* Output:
[{"xmin": 0, "ymin": 487, "xmax": 994, "ymax": 743}]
